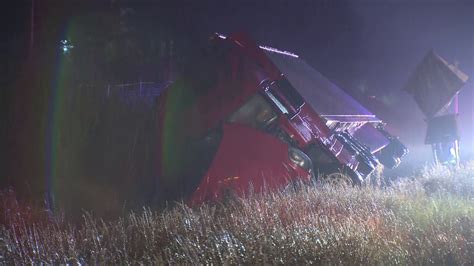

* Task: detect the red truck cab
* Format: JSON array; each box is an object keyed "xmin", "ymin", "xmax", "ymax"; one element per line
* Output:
[{"xmin": 156, "ymin": 32, "xmax": 406, "ymax": 205}]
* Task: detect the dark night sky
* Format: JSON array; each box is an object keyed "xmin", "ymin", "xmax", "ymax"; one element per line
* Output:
[
  {"xmin": 193, "ymin": 0, "xmax": 474, "ymax": 138},
  {"xmin": 3, "ymin": 0, "xmax": 474, "ymax": 166},
  {"xmin": 129, "ymin": 0, "xmax": 474, "ymax": 162}
]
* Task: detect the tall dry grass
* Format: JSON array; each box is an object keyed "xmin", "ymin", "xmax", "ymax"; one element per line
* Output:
[{"xmin": 1, "ymin": 163, "xmax": 473, "ymax": 264}]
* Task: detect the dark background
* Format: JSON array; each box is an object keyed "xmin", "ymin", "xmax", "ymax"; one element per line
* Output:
[{"xmin": 2, "ymin": 0, "xmax": 473, "ymax": 206}]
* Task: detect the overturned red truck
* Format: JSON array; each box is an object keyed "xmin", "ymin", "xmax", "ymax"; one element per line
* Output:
[{"xmin": 155, "ymin": 33, "xmax": 407, "ymax": 205}]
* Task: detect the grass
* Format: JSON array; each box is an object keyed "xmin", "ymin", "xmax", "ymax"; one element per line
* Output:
[{"xmin": 1, "ymin": 163, "xmax": 473, "ymax": 264}]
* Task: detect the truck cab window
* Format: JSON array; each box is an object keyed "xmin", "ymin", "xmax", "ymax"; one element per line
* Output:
[
  {"xmin": 274, "ymin": 78, "xmax": 305, "ymax": 111},
  {"xmin": 227, "ymin": 94, "xmax": 278, "ymax": 130},
  {"xmin": 263, "ymin": 78, "xmax": 305, "ymax": 118}
]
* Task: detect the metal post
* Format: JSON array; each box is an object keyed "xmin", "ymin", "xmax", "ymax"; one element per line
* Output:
[
  {"xmin": 454, "ymin": 93, "xmax": 459, "ymax": 114},
  {"xmin": 29, "ymin": 0, "xmax": 35, "ymax": 56}
]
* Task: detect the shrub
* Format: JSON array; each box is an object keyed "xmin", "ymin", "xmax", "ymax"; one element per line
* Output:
[{"xmin": 1, "ymin": 163, "xmax": 473, "ymax": 264}]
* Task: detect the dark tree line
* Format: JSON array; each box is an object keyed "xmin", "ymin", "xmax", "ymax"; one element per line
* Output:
[{"xmin": 2, "ymin": 1, "xmax": 209, "ymax": 212}]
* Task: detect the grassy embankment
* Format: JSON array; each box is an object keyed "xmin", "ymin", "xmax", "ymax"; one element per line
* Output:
[{"xmin": 1, "ymin": 163, "xmax": 474, "ymax": 264}]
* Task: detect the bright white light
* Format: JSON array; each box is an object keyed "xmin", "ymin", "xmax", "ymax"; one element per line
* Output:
[
  {"xmin": 215, "ymin": 32, "xmax": 299, "ymax": 58},
  {"xmin": 60, "ymin": 39, "xmax": 74, "ymax": 54},
  {"xmin": 216, "ymin": 33, "xmax": 227, "ymax": 39},
  {"xmin": 259, "ymin": 46, "xmax": 299, "ymax": 58}
]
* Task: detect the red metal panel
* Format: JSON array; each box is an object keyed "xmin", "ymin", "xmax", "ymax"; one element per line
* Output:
[
  {"xmin": 189, "ymin": 123, "xmax": 311, "ymax": 205},
  {"xmin": 188, "ymin": 42, "xmax": 269, "ymax": 137}
]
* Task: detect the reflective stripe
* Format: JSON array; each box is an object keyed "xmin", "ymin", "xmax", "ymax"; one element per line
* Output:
[{"xmin": 265, "ymin": 90, "xmax": 288, "ymax": 115}]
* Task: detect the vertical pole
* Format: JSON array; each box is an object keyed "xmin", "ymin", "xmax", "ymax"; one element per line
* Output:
[
  {"xmin": 454, "ymin": 93, "xmax": 459, "ymax": 114},
  {"xmin": 29, "ymin": 0, "xmax": 35, "ymax": 55},
  {"xmin": 140, "ymin": 80, "xmax": 142, "ymax": 96},
  {"xmin": 454, "ymin": 93, "xmax": 460, "ymax": 166},
  {"xmin": 431, "ymin": 143, "xmax": 439, "ymax": 165},
  {"xmin": 454, "ymin": 140, "xmax": 460, "ymax": 167}
]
